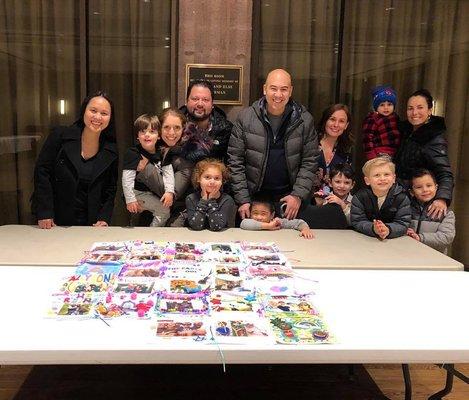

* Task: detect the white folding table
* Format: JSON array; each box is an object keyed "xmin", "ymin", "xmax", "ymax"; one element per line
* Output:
[
  {"xmin": 0, "ymin": 225, "xmax": 466, "ymax": 399},
  {"xmin": 0, "ymin": 225, "xmax": 463, "ymax": 270},
  {"xmin": 0, "ymin": 267, "xmax": 467, "ymax": 365}
]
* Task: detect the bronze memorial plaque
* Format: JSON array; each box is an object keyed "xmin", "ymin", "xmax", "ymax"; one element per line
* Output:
[{"xmin": 186, "ymin": 64, "xmax": 243, "ymax": 105}]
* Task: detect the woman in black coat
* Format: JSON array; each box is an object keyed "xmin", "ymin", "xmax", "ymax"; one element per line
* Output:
[
  {"xmin": 395, "ymin": 89, "xmax": 453, "ymax": 220},
  {"xmin": 32, "ymin": 91, "xmax": 118, "ymax": 228}
]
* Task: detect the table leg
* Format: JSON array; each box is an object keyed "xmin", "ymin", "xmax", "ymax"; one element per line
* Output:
[
  {"xmin": 347, "ymin": 363, "xmax": 357, "ymax": 382},
  {"xmin": 427, "ymin": 363, "xmax": 469, "ymax": 399},
  {"xmin": 402, "ymin": 363, "xmax": 412, "ymax": 400}
]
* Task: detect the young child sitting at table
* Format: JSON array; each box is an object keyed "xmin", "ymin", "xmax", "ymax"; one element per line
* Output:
[
  {"xmin": 351, "ymin": 156, "xmax": 411, "ymax": 239},
  {"xmin": 317, "ymin": 163, "xmax": 355, "ymax": 225},
  {"xmin": 185, "ymin": 158, "xmax": 235, "ymax": 231},
  {"xmin": 240, "ymin": 195, "xmax": 314, "ymax": 239},
  {"xmin": 407, "ymin": 169, "xmax": 455, "ymax": 254}
]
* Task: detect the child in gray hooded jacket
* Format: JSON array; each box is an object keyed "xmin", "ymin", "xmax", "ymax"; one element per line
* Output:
[
  {"xmin": 407, "ymin": 169, "xmax": 455, "ymax": 254},
  {"xmin": 240, "ymin": 196, "xmax": 314, "ymax": 239}
]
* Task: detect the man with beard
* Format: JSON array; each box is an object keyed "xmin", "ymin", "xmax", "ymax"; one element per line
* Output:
[{"xmin": 179, "ymin": 80, "xmax": 233, "ymax": 162}]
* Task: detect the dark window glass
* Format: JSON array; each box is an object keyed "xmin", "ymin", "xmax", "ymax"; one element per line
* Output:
[
  {"xmin": 252, "ymin": 0, "xmax": 341, "ymax": 123},
  {"xmin": 0, "ymin": 0, "xmax": 172, "ymax": 225}
]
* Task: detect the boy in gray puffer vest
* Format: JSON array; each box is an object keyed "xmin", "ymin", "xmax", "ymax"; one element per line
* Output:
[{"xmin": 407, "ymin": 169, "xmax": 455, "ymax": 254}]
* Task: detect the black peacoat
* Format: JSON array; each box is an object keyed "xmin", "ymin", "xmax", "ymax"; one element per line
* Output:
[{"xmin": 32, "ymin": 124, "xmax": 118, "ymax": 225}]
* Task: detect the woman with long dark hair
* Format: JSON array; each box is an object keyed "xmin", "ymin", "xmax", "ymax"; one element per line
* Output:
[
  {"xmin": 395, "ymin": 89, "xmax": 453, "ymax": 219},
  {"xmin": 32, "ymin": 91, "xmax": 118, "ymax": 228},
  {"xmin": 314, "ymin": 104, "xmax": 353, "ymax": 201},
  {"xmin": 292, "ymin": 104, "xmax": 353, "ymax": 229}
]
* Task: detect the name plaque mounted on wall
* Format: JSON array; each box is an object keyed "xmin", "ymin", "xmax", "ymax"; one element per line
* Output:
[{"xmin": 185, "ymin": 64, "xmax": 243, "ymax": 105}]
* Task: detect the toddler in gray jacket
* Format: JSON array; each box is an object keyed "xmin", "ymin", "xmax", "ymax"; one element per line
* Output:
[
  {"xmin": 240, "ymin": 197, "xmax": 314, "ymax": 239},
  {"xmin": 407, "ymin": 169, "xmax": 455, "ymax": 254}
]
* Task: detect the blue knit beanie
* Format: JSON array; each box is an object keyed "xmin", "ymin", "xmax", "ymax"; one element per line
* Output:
[{"xmin": 372, "ymin": 85, "xmax": 397, "ymax": 111}]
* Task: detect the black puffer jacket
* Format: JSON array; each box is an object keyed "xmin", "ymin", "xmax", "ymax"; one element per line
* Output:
[
  {"xmin": 227, "ymin": 98, "xmax": 319, "ymax": 205},
  {"xmin": 395, "ymin": 116, "xmax": 453, "ymax": 204},
  {"xmin": 351, "ymin": 183, "xmax": 411, "ymax": 238},
  {"xmin": 180, "ymin": 105, "xmax": 233, "ymax": 162}
]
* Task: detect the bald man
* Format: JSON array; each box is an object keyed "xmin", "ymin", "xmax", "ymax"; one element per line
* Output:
[{"xmin": 228, "ymin": 69, "xmax": 319, "ymax": 220}]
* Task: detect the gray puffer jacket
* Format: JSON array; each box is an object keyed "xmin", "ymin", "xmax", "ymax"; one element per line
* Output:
[
  {"xmin": 410, "ymin": 198, "xmax": 456, "ymax": 254},
  {"xmin": 228, "ymin": 98, "xmax": 319, "ymax": 205}
]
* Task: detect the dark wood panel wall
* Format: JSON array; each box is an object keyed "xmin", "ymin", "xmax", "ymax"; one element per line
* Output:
[{"xmin": 177, "ymin": 0, "xmax": 253, "ymax": 121}]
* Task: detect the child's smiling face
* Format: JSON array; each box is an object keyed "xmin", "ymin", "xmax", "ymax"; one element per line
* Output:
[
  {"xmin": 251, "ymin": 203, "xmax": 274, "ymax": 223},
  {"xmin": 198, "ymin": 166, "xmax": 223, "ymax": 194},
  {"xmin": 330, "ymin": 173, "xmax": 354, "ymax": 199},
  {"xmin": 412, "ymin": 174, "xmax": 437, "ymax": 203},
  {"xmin": 137, "ymin": 126, "xmax": 159, "ymax": 153},
  {"xmin": 364, "ymin": 164, "xmax": 396, "ymax": 197}
]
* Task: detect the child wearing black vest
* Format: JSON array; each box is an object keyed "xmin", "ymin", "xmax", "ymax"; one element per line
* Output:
[
  {"xmin": 351, "ymin": 156, "xmax": 411, "ymax": 239},
  {"xmin": 122, "ymin": 114, "xmax": 175, "ymax": 227}
]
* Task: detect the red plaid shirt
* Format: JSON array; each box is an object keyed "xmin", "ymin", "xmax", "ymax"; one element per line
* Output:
[{"xmin": 362, "ymin": 112, "xmax": 401, "ymax": 160}]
